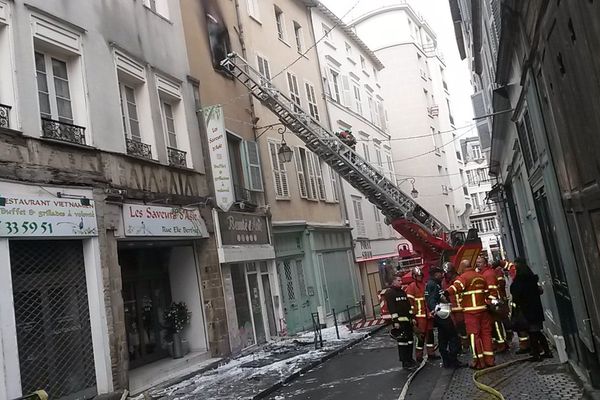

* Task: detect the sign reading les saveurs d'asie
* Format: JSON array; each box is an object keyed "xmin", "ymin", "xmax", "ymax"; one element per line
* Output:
[{"xmin": 123, "ymin": 204, "xmax": 208, "ymax": 237}]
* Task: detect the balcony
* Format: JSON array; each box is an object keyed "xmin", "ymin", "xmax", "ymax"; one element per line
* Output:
[
  {"xmin": 41, "ymin": 117, "xmax": 86, "ymax": 145},
  {"xmin": 234, "ymin": 185, "xmax": 252, "ymax": 203},
  {"xmin": 167, "ymin": 146, "xmax": 187, "ymax": 168},
  {"xmin": 472, "ymin": 204, "xmax": 496, "ymax": 214},
  {"xmin": 0, "ymin": 104, "xmax": 10, "ymax": 129},
  {"xmin": 126, "ymin": 137, "xmax": 152, "ymax": 160}
]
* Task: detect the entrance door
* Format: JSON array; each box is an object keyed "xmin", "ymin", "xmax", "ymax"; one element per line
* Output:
[
  {"xmin": 277, "ymin": 259, "xmax": 313, "ymax": 334},
  {"xmin": 120, "ymin": 248, "xmax": 172, "ymax": 369},
  {"xmin": 10, "ymin": 240, "xmax": 97, "ymax": 399},
  {"xmin": 367, "ymin": 271, "xmax": 382, "ymax": 317},
  {"xmin": 247, "ymin": 271, "xmax": 266, "ymax": 344}
]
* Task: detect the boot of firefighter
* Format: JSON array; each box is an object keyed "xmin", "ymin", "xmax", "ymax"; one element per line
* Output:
[
  {"xmin": 426, "ymin": 329, "xmax": 440, "ymax": 359},
  {"xmin": 516, "ymin": 332, "xmax": 531, "ymax": 354},
  {"xmin": 415, "ymin": 333, "xmax": 425, "ymax": 361},
  {"xmin": 493, "ymin": 321, "xmax": 508, "ymax": 353}
]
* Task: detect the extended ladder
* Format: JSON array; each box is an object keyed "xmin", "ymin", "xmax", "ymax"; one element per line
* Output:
[{"xmin": 221, "ymin": 53, "xmax": 457, "ymax": 261}]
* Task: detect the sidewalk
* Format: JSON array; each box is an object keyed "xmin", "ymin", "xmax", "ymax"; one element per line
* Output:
[
  {"xmin": 133, "ymin": 325, "xmax": 381, "ymax": 400},
  {"xmin": 441, "ymin": 341, "xmax": 586, "ymax": 399}
]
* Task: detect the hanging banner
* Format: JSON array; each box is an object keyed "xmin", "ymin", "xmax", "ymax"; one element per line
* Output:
[
  {"xmin": 0, "ymin": 195, "xmax": 98, "ymax": 237},
  {"xmin": 123, "ymin": 204, "xmax": 209, "ymax": 237},
  {"xmin": 203, "ymin": 104, "xmax": 234, "ymax": 211}
]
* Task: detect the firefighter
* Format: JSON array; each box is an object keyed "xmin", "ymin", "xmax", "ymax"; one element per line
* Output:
[
  {"xmin": 493, "ymin": 259, "xmax": 513, "ymax": 344},
  {"xmin": 426, "ymin": 266, "xmax": 464, "ymax": 368},
  {"xmin": 443, "ymin": 262, "xmax": 468, "ymax": 350},
  {"xmin": 501, "ymin": 259, "xmax": 530, "ymax": 353},
  {"xmin": 405, "ymin": 267, "xmax": 438, "ymax": 361},
  {"xmin": 477, "ymin": 256, "xmax": 508, "ymax": 353},
  {"xmin": 382, "ymin": 273, "xmax": 416, "ymax": 368},
  {"xmin": 445, "ymin": 259, "xmax": 494, "ymax": 369}
]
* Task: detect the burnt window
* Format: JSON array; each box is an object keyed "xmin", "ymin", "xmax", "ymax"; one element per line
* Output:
[{"xmin": 202, "ymin": 0, "xmax": 232, "ymax": 70}]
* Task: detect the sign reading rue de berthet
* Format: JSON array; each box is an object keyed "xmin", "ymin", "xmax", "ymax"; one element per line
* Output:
[
  {"xmin": 123, "ymin": 204, "xmax": 209, "ymax": 237},
  {"xmin": 203, "ymin": 105, "xmax": 235, "ymax": 211},
  {"xmin": 0, "ymin": 195, "xmax": 98, "ymax": 237},
  {"xmin": 218, "ymin": 212, "xmax": 270, "ymax": 245}
]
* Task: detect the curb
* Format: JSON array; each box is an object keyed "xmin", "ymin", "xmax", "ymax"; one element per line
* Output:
[{"xmin": 252, "ymin": 325, "xmax": 386, "ymax": 400}]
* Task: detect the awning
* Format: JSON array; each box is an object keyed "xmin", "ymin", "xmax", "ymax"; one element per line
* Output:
[{"xmin": 356, "ymin": 253, "xmax": 398, "ymax": 263}]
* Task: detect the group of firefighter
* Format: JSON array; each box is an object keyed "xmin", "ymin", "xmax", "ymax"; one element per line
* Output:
[{"xmin": 380, "ymin": 255, "xmax": 550, "ymax": 369}]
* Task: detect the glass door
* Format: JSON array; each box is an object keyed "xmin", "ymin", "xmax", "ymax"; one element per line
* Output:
[{"xmin": 247, "ymin": 272, "xmax": 266, "ymax": 344}]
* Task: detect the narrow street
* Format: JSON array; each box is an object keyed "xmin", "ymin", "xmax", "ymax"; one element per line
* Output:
[{"xmin": 266, "ymin": 329, "xmax": 449, "ymax": 400}]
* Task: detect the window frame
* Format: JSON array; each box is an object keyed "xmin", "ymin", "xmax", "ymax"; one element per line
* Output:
[
  {"xmin": 274, "ymin": 6, "xmax": 286, "ymax": 42},
  {"xmin": 35, "ymin": 51, "xmax": 74, "ymax": 124},
  {"xmin": 286, "ymin": 71, "xmax": 301, "ymax": 112},
  {"xmin": 268, "ymin": 139, "xmax": 291, "ymax": 199},
  {"xmin": 304, "ymin": 81, "xmax": 320, "ymax": 121},
  {"xmin": 118, "ymin": 81, "xmax": 141, "ymax": 141},
  {"xmin": 293, "ymin": 21, "xmax": 303, "ymax": 53}
]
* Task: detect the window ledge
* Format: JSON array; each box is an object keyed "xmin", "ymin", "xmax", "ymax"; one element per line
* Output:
[
  {"xmin": 324, "ymin": 40, "xmax": 336, "ymax": 50},
  {"xmin": 142, "ymin": 5, "xmax": 173, "ymax": 24},
  {"xmin": 278, "ymin": 37, "xmax": 291, "ymax": 48},
  {"xmin": 38, "ymin": 136, "xmax": 97, "ymax": 152},
  {"xmin": 346, "ymin": 56, "xmax": 357, "ymax": 65},
  {"xmin": 275, "ymin": 197, "xmax": 291, "ymax": 201},
  {"xmin": 249, "ymin": 14, "xmax": 262, "ymax": 25}
]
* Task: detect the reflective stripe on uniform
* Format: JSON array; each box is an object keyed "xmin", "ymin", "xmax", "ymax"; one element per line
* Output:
[
  {"xmin": 391, "ymin": 313, "xmax": 399, "ymax": 318},
  {"xmin": 397, "ymin": 317, "xmax": 410, "ymax": 322},
  {"xmin": 463, "ymin": 305, "xmax": 488, "ymax": 311},
  {"xmin": 470, "ymin": 334, "xmax": 477, "ymax": 359},
  {"xmin": 483, "ymin": 351, "xmax": 494, "ymax": 356},
  {"xmin": 488, "ymin": 285, "xmax": 498, "ymax": 289},
  {"xmin": 455, "ymin": 280, "xmax": 465, "ymax": 290},
  {"xmin": 407, "ymin": 294, "xmax": 415, "ymax": 299},
  {"xmin": 519, "ymin": 336, "xmax": 529, "ymax": 341},
  {"xmin": 463, "ymin": 289, "xmax": 485, "ymax": 295}
]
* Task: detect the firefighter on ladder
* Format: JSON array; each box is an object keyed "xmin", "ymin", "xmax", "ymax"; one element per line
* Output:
[
  {"xmin": 405, "ymin": 266, "xmax": 439, "ymax": 361},
  {"xmin": 501, "ymin": 259, "xmax": 530, "ymax": 353},
  {"xmin": 445, "ymin": 259, "xmax": 495, "ymax": 369},
  {"xmin": 382, "ymin": 273, "xmax": 416, "ymax": 368},
  {"xmin": 442, "ymin": 261, "xmax": 468, "ymax": 351},
  {"xmin": 477, "ymin": 256, "xmax": 508, "ymax": 353}
]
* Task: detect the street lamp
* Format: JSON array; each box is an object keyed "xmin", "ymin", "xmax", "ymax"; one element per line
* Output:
[
  {"xmin": 397, "ymin": 177, "xmax": 419, "ymax": 198},
  {"xmin": 278, "ymin": 139, "xmax": 294, "ymax": 163}
]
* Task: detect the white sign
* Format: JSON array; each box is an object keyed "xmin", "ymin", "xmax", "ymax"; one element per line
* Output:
[
  {"xmin": 203, "ymin": 105, "xmax": 235, "ymax": 211},
  {"xmin": 0, "ymin": 196, "xmax": 98, "ymax": 237},
  {"xmin": 123, "ymin": 204, "xmax": 209, "ymax": 237}
]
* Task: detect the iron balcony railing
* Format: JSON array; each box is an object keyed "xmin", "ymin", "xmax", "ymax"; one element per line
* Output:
[
  {"xmin": 41, "ymin": 117, "xmax": 86, "ymax": 145},
  {"xmin": 0, "ymin": 104, "xmax": 11, "ymax": 129},
  {"xmin": 167, "ymin": 146, "xmax": 187, "ymax": 168},
  {"xmin": 234, "ymin": 184, "xmax": 252, "ymax": 203},
  {"xmin": 126, "ymin": 137, "xmax": 152, "ymax": 160}
]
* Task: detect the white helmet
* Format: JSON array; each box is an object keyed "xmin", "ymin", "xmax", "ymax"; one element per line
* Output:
[
  {"xmin": 435, "ymin": 303, "xmax": 452, "ymax": 319},
  {"xmin": 442, "ymin": 262, "xmax": 453, "ymax": 274}
]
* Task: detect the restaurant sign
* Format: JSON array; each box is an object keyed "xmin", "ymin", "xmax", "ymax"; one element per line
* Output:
[
  {"xmin": 0, "ymin": 195, "xmax": 98, "ymax": 237},
  {"xmin": 218, "ymin": 211, "xmax": 270, "ymax": 245},
  {"xmin": 123, "ymin": 204, "xmax": 209, "ymax": 237}
]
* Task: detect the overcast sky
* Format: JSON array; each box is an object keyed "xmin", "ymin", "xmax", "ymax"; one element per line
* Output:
[{"xmin": 320, "ymin": 0, "xmax": 476, "ymax": 131}]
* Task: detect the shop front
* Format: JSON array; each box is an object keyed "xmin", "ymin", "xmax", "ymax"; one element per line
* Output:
[
  {"xmin": 215, "ymin": 210, "xmax": 280, "ymax": 353},
  {"xmin": 117, "ymin": 203, "xmax": 211, "ymax": 392},
  {"xmin": 0, "ymin": 182, "xmax": 112, "ymax": 400}
]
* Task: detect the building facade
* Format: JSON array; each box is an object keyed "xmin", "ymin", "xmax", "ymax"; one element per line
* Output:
[
  {"xmin": 0, "ymin": 0, "xmax": 219, "ymax": 397},
  {"xmin": 451, "ymin": 0, "xmax": 600, "ymax": 387},
  {"xmin": 349, "ymin": 2, "xmax": 471, "ymax": 230},
  {"xmin": 311, "ymin": 4, "xmax": 403, "ymax": 318}
]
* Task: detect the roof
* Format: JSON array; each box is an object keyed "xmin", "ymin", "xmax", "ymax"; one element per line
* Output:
[{"xmin": 315, "ymin": 2, "xmax": 385, "ymax": 70}]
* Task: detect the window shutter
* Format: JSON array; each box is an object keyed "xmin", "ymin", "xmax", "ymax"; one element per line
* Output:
[
  {"xmin": 243, "ymin": 140, "xmax": 263, "ymax": 192},
  {"xmin": 329, "ymin": 165, "xmax": 339, "ymax": 202},
  {"xmin": 305, "ymin": 151, "xmax": 317, "ymax": 200},
  {"xmin": 313, "ymin": 155, "xmax": 326, "ymax": 200},
  {"xmin": 378, "ymin": 102, "xmax": 387, "ymax": 130},
  {"xmin": 293, "ymin": 146, "xmax": 308, "ymax": 198},
  {"xmin": 341, "ymin": 75, "xmax": 353, "ymax": 108},
  {"xmin": 269, "ymin": 141, "xmax": 283, "ymax": 197}
]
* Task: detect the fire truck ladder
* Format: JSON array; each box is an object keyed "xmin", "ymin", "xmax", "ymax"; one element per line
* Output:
[{"xmin": 221, "ymin": 53, "xmax": 456, "ymax": 261}]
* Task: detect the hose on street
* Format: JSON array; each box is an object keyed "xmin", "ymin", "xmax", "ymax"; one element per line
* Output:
[{"xmin": 472, "ymin": 357, "xmax": 531, "ymax": 400}]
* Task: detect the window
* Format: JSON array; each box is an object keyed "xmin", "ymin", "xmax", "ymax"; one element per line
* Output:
[
  {"xmin": 274, "ymin": 6, "xmax": 285, "ymax": 41},
  {"xmin": 293, "ymin": 147, "xmax": 308, "ymax": 198},
  {"xmin": 305, "ymin": 150, "xmax": 318, "ymax": 201},
  {"xmin": 352, "ymin": 196, "xmax": 366, "ymax": 236},
  {"xmin": 257, "ymin": 55, "xmax": 271, "ymax": 86},
  {"xmin": 367, "ymin": 94, "xmax": 376, "ymax": 123},
  {"xmin": 329, "ymin": 69, "xmax": 341, "ymax": 103},
  {"xmin": 293, "ymin": 147, "xmax": 322, "ymax": 201},
  {"xmin": 228, "ymin": 134, "xmax": 246, "ymax": 195},
  {"xmin": 329, "ymin": 166, "xmax": 339, "ymax": 202},
  {"xmin": 352, "ymin": 84, "xmax": 362, "ymax": 115},
  {"xmin": 517, "ymin": 110, "xmax": 539, "ymax": 170},
  {"xmin": 247, "ymin": 0, "xmax": 260, "ymax": 20},
  {"xmin": 484, "ymin": 218, "xmax": 497, "ymax": 232},
  {"xmin": 203, "ymin": 0, "xmax": 231, "ymax": 70},
  {"xmin": 470, "ymin": 193, "xmax": 480, "ymax": 209},
  {"xmin": 305, "ymin": 82, "xmax": 319, "ymax": 121},
  {"xmin": 314, "ymin": 156, "xmax": 326, "ymax": 200},
  {"xmin": 293, "ymin": 21, "xmax": 303, "ymax": 53},
  {"xmin": 287, "ymin": 72, "xmax": 301, "ymax": 112},
  {"xmin": 361, "ymin": 142, "xmax": 370, "ymax": 162},
  {"xmin": 471, "ymin": 219, "xmax": 484, "ymax": 232},
  {"xmin": 374, "ymin": 205, "xmax": 383, "ymax": 237},
  {"xmin": 360, "ymin": 56, "xmax": 366, "ymax": 70},
  {"xmin": 345, "ymin": 42, "xmax": 352, "ymax": 55},
  {"xmin": 242, "ymin": 140, "xmax": 263, "ymax": 191},
  {"xmin": 35, "ymin": 52, "xmax": 73, "ymax": 124},
  {"xmin": 374, "ymin": 143, "xmax": 383, "ymax": 170},
  {"xmin": 472, "ymin": 144, "xmax": 482, "ymax": 159},
  {"xmin": 322, "ymin": 23, "xmax": 331, "ymax": 40},
  {"xmin": 268, "ymin": 140, "xmax": 290, "ymax": 198},
  {"xmin": 143, "ymin": 0, "xmax": 169, "ymax": 19},
  {"xmin": 386, "ymin": 154, "xmax": 394, "ymax": 179},
  {"xmin": 466, "ymin": 170, "xmax": 475, "ymax": 185},
  {"xmin": 377, "ymin": 101, "xmax": 387, "ymax": 130},
  {"xmin": 162, "ymin": 102, "xmax": 177, "ymax": 148},
  {"xmin": 118, "ymin": 83, "xmax": 140, "ymax": 141},
  {"xmin": 372, "ymin": 67, "xmax": 378, "ymax": 81}
]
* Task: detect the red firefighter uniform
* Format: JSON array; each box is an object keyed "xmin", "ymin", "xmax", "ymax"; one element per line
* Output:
[
  {"xmin": 443, "ymin": 273, "xmax": 468, "ymax": 349},
  {"xmin": 480, "ymin": 263, "xmax": 508, "ymax": 352},
  {"xmin": 446, "ymin": 268, "xmax": 494, "ymax": 369},
  {"xmin": 405, "ymin": 278, "xmax": 436, "ymax": 360}
]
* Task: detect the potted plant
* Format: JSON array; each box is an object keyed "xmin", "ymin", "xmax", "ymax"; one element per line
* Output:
[{"xmin": 163, "ymin": 301, "xmax": 191, "ymax": 359}]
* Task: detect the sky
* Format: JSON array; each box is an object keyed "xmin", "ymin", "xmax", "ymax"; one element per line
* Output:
[{"xmin": 320, "ymin": 0, "xmax": 476, "ymax": 130}]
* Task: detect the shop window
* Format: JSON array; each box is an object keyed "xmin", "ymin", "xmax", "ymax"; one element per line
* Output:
[{"xmin": 202, "ymin": 0, "xmax": 231, "ymax": 71}]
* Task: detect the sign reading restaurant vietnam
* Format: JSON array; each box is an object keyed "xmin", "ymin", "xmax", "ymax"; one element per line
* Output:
[
  {"xmin": 123, "ymin": 204, "xmax": 209, "ymax": 237},
  {"xmin": 203, "ymin": 104, "xmax": 235, "ymax": 211},
  {"xmin": 0, "ymin": 195, "xmax": 98, "ymax": 237},
  {"xmin": 218, "ymin": 211, "xmax": 270, "ymax": 245}
]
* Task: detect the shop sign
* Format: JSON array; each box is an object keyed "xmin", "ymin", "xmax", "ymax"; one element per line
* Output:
[
  {"xmin": 203, "ymin": 105, "xmax": 235, "ymax": 211},
  {"xmin": 218, "ymin": 212, "xmax": 269, "ymax": 245},
  {"xmin": 0, "ymin": 195, "xmax": 98, "ymax": 237},
  {"xmin": 123, "ymin": 204, "xmax": 209, "ymax": 237}
]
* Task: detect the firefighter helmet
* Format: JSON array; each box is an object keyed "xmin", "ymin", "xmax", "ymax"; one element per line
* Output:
[
  {"xmin": 434, "ymin": 303, "xmax": 452, "ymax": 319},
  {"xmin": 411, "ymin": 266, "xmax": 423, "ymax": 278}
]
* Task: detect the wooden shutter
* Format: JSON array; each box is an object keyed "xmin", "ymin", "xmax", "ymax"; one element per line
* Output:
[
  {"xmin": 305, "ymin": 150, "xmax": 317, "ymax": 200},
  {"xmin": 313, "ymin": 154, "xmax": 326, "ymax": 200},
  {"xmin": 243, "ymin": 140, "xmax": 263, "ymax": 192},
  {"xmin": 342, "ymin": 75, "xmax": 353, "ymax": 108},
  {"xmin": 293, "ymin": 146, "xmax": 308, "ymax": 198}
]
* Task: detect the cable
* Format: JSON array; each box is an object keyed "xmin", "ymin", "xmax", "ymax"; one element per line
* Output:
[{"xmin": 355, "ymin": 123, "xmax": 477, "ymax": 142}]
